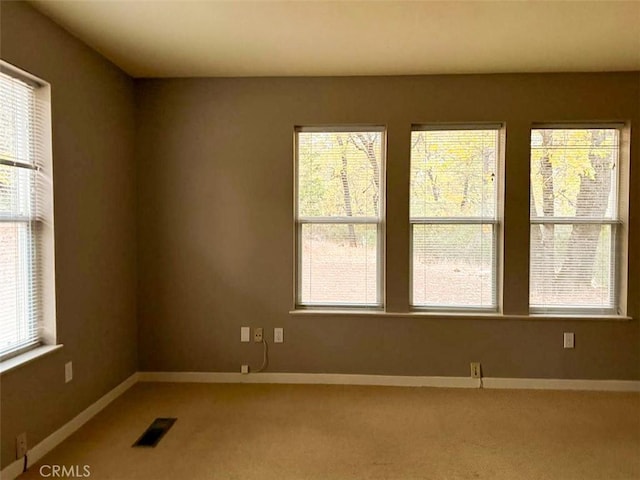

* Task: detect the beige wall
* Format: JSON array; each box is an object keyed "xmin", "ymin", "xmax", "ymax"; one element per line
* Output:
[
  {"xmin": 0, "ymin": 2, "xmax": 137, "ymax": 468},
  {"xmin": 136, "ymin": 74, "xmax": 639, "ymax": 379},
  {"xmin": 0, "ymin": 0, "xmax": 639, "ymax": 470}
]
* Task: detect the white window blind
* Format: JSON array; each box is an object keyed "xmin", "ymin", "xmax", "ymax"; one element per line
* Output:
[
  {"xmin": 410, "ymin": 127, "xmax": 500, "ymax": 309},
  {"xmin": 530, "ymin": 127, "xmax": 620, "ymax": 313},
  {"xmin": 296, "ymin": 128, "xmax": 384, "ymax": 307},
  {"xmin": 0, "ymin": 68, "xmax": 50, "ymax": 360}
]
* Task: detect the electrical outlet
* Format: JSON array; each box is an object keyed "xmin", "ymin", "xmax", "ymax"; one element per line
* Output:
[
  {"xmin": 274, "ymin": 327, "xmax": 284, "ymax": 343},
  {"xmin": 240, "ymin": 326, "xmax": 250, "ymax": 343},
  {"xmin": 470, "ymin": 362, "xmax": 482, "ymax": 379},
  {"xmin": 254, "ymin": 327, "xmax": 263, "ymax": 343},
  {"xmin": 16, "ymin": 432, "xmax": 27, "ymax": 459},
  {"xmin": 241, "ymin": 364, "xmax": 249, "ymax": 374},
  {"xmin": 65, "ymin": 361, "xmax": 73, "ymax": 383},
  {"xmin": 564, "ymin": 332, "xmax": 575, "ymax": 349}
]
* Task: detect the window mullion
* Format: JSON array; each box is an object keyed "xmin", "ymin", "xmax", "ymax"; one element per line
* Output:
[
  {"xmin": 298, "ymin": 216, "xmax": 379, "ymax": 224},
  {"xmin": 410, "ymin": 217, "xmax": 497, "ymax": 225}
]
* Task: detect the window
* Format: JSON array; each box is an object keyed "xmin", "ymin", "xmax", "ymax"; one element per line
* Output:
[
  {"xmin": 0, "ymin": 63, "xmax": 53, "ymax": 360},
  {"xmin": 410, "ymin": 126, "xmax": 501, "ymax": 310},
  {"xmin": 295, "ymin": 127, "xmax": 384, "ymax": 307},
  {"xmin": 530, "ymin": 126, "xmax": 622, "ymax": 314}
]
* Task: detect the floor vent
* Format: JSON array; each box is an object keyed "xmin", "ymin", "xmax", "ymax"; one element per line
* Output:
[{"xmin": 133, "ymin": 418, "xmax": 177, "ymax": 448}]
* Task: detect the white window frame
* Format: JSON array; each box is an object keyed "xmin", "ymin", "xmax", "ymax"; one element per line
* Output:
[
  {"xmin": 529, "ymin": 123, "xmax": 625, "ymax": 316},
  {"xmin": 0, "ymin": 61, "xmax": 55, "ymax": 362},
  {"xmin": 409, "ymin": 124, "xmax": 504, "ymax": 313},
  {"xmin": 294, "ymin": 126, "xmax": 386, "ymax": 309}
]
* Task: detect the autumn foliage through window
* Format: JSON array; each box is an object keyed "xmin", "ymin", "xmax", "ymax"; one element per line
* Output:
[
  {"xmin": 410, "ymin": 127, "xmax": 500, "ymax": 309},
  {"xmin": 296, "ymin": 129, "xmax": 383, "ymax": 307},
  {"xmin": 530, "ymin": 127, "xmax": 620, "ymax": 313}
]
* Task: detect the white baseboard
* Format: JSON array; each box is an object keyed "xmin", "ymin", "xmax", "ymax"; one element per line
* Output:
[
  {"xmin": 0, "ymin": 372, "xmax": 139, "ymax": 480},
  {"xmin": 482, "ymin": 377, "xmax": 640, "ymax": 392},
  {"xmin": 138, "ymin": 371, "xmax": 481, "ymax": 388},
  {"xmin": 137, "ymin": 371, "xmax": 640, "ymax": 392}
]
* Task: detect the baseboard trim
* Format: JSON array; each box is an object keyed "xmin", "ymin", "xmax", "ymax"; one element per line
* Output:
[
  {"xmin": 137, "ymin": 371, "xmax": 640, "ymax": 392},
  {"xmin": 0, "ymin": 372, "xmax": 139, "ymax": 480},
  {"xmin": 138, "ymin": 371, "xmax": 481, "ymax": 388},
  {"xmin": 482, "ymin": 377, "xmax": 640, "ymax": 392}
]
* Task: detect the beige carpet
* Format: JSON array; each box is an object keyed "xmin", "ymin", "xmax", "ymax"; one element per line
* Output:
[{"xmin": 18, "ymin": 382, "xmax": 640, "ymax": 480}]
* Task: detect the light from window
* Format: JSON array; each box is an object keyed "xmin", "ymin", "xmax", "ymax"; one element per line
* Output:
[
  {"xmin": 410, "ymin": 127, "xmax": 500, "ymax": 309},
  {"xmin": 0, "ymin": 68, "xmax": 49, "ymax": 360},
  {"xmin": 530, "ymin": 127, "xmax": 620, "ymax": 313},
  {"xmin": 296, "ymin": 128, "xmax": 384, "ymax": 307}
]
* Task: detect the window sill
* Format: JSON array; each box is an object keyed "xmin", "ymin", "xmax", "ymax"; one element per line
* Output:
[
  {"xmin": 0, "ymin": 344, "xmax": 63, "ymax": 376},
  {"xmin": 289, "ymin": 309, "xmax": 633, "ymax": 322}
]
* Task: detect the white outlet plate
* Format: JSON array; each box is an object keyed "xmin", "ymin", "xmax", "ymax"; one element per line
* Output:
[
  {"xmin": 241, "ymin": 327, "xmax": 250, "ymax": 343},
  {"xmin": 65, "ymin": 361, "xmax": 73, "ymax": 383},
  {"xmin": 470, "ymin": 362, "xmax": 481, "ymax": 378},
  {"xmin": 16, "ymin": 432, "xmax": 27, "ymax": 459},
  {"xmin": 241, "ymin": 364, "xmax": 249, "ymax": 374},
  {"xmin": 254, "ymin": 327, "xmax": 263, "ymax": 343},
  {"xmin": 564, "ymin": 332, "xmax": 575, "ymax": 349},
  {"xmin": 274, "ymin": 327, "xmax": 284, "ymax": 343}
]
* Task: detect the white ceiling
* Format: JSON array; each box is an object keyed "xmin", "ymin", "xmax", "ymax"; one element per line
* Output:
[{"xmin": 29, "ymin": 0, "xmax": 640, "ymax": 78}]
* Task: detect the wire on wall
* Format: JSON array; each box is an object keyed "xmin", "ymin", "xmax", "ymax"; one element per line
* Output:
[{"xmin": 254, "ymin": 339, "xmax": 269, "ymax": 373}]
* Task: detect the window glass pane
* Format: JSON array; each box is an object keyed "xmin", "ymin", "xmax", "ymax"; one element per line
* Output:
[
  {"xmin": 0, "ymin": 68, "xmax": 43, "ymax": 359},
  {"xmin": 530, "ymin": 127, "xmax": 619, "ymax": 312},
  {"xmin": 530, "ymin": 129, "xmax": 618, "ymax": 220},
  {"xmin": 530, "ymin": 224, "xmax": 613, "ymax": 309},
  {"xmin": 298, "ymin": 131, "xmax": 382, "ymax": 218},
  {"xmin": 410, "ymin": 130, "xmax": 497, "ymax": 218},
  {"xmin": 0, "ymin": 222, "xmax": 36, "ymax": 353},
  {"xmin": 300, "ymin": 223, "xmax": 378, "ymax": 305},
  {"xmin": 0, "ymin": 164, "xmax": 35, "ymax": 217},
  {"xmin": 412, "ymin": 224, "xmax": 494, "ymax": 307},
  {"xmin": 0, "ymin": 71, "xmax": 35, "ymax": 167}
]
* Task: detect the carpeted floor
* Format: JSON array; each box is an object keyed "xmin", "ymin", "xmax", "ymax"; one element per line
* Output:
[{"xmin": 18, "ymin": 382, "xmax": 640, "ymax": 479}]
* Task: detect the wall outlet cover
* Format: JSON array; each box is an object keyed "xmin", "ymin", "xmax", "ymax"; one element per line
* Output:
[
  {"xmin": 564, "ymin": 332, "xmax": 575, "ymax": 349},
  {"xmin": 65, "ymin": 361, "xmax": 73, "ymax": 383},
  {"xmin": 241, "ymin": 364, "xmax": 249, "ymax": 374},
  {"xmin": 274, "ymin": 327, "xmax": 284, "ymax": 343},
  {"xmin": 470, "ymin": 362, "xmax": 482, "ymax": 379},
  {"xmin": 254, "ymin": 327, "xmax": 263, "ymax": 343},
  {"xmin": 241, "ymin": 326, "xmax": 250, "ymax": 343}
]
